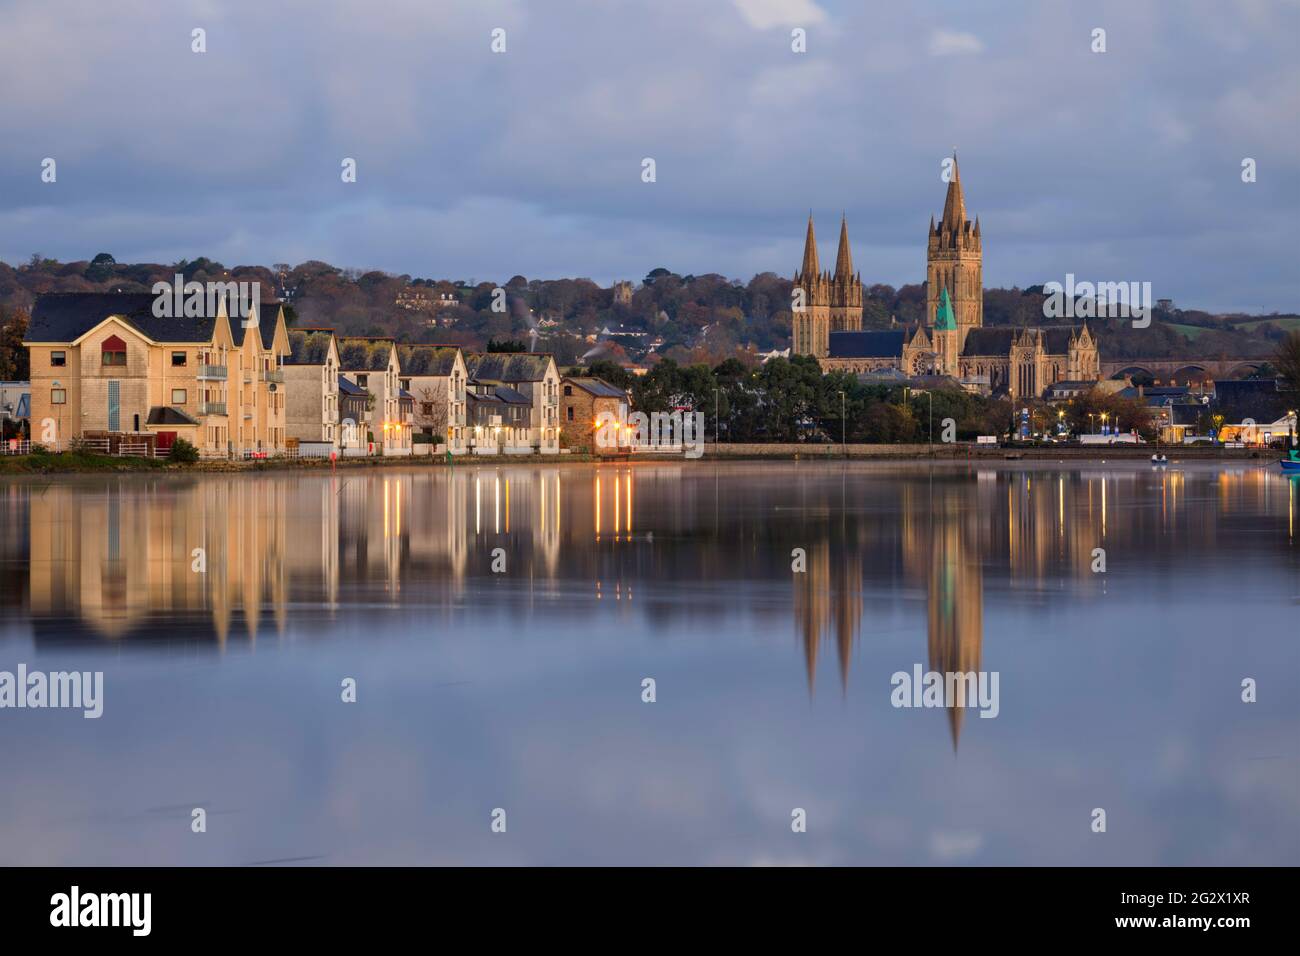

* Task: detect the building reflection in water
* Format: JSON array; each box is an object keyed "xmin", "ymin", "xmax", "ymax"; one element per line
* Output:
[{"xmin": 4, "ymin": 463, "xmax": 1298, "ymax": 747}]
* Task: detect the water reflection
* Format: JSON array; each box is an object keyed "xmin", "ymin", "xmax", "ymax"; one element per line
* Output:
[{"xmin": 1, "ymin": 462, "xmax": 1299, "ymax": 864}]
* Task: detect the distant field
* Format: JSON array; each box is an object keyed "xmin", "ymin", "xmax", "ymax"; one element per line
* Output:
[
  {"xmin": 1231, "ymin": 316, "xmax": 1300, "ymax": 332},
  {"xmin": 1166, "ymin": 323, "xmax": 1211, "ymax": 339}
]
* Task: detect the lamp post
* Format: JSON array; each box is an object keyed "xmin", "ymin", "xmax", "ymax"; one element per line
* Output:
[
  {"xmin": 928, "ymin": 390, "xmax": 933, "ymax": 451},
  {"xmin": 838, "ymin": 390, "xmax": 846, "ymax": 455},
  {"xmin": 713, "ymin": 387, "xmax": 720, "ymax": 445}
]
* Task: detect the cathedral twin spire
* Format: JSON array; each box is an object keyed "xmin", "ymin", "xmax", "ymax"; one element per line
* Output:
[{"xmin": 795, "ymin": 210, "xmax": 857, "ymax": 278}]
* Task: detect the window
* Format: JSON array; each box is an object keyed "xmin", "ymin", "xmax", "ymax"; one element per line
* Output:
[
  {"xmin": 171, "ymin": 351, "xmax": 187, "ymax": 367},
  {"xmin": 172, "ymin": 389, "xmax": 187, "ymax": 404},
  {"xmin": 567, "ymin": 407, "xmax": 574, "ymax": 421},
  {"xmin": 102, "ymin": 334, "xmax": 127, "ymax": 366},
  {"xmin": 51, "ymin": 351, "xmax": 66, "ymax": 367},
  {"xmin": 421, "ymin": 403, "xmax": 434, "ymax": 416},
  {"xmin": 356, "ymin": 375, "xmax": 368, "ymax": 388},
  {"xmin": 51, "ymin": 388, "xmax": 66, "ymax": 405}
]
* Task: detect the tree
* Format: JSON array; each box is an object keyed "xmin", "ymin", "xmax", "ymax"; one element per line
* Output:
[
  {"xmin": 1273, "ymin": 331, "xmax": 1300, "ymax": 393},
  {"xmin": 413, "ymin": 384, "xmax": 449, "ymax": 438},
  {"xmin": 487, "ymin": 338, "xmax": 527, "ymax": 353},
  {"xmin": 85, "ymin": 252, "xmax": 116, "ymax": 283},
  {"xmin": 0, "ymin": 307, "xmax": 30, "ymax": 381},
  {"xmin": 571, "ymin": 359, "xmax": 634, "ymax": 391}
]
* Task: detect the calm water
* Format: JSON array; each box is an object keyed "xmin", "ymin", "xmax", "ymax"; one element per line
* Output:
[{"xmin": 1, "ymin": 460, "xmax": 1298, "ymax": 866}]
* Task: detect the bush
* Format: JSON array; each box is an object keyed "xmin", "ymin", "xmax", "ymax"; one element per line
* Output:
[{"xmin": 168, "ymin": 438, "xmax": 199, "ymax": 463}]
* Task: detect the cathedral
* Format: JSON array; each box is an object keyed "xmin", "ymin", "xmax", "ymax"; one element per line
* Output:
[{"xmin": 793, "ymin": 155, "xmax": 1101, "ymax": 400}]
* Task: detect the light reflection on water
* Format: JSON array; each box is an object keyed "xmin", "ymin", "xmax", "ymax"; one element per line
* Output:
[{"xmin": 0, "ymin": 461, "xmax": 1297, "ymax": 865}]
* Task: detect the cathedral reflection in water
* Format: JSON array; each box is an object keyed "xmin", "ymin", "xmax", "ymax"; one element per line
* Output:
[{"xmin": 2, "ymin": 463, "xmax": 1296, "ymax": 751}]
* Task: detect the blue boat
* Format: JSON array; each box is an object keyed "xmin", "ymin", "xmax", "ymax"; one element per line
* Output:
[{"xmin": 1281, "ymin": 450, "xmax": 1300, "ymax": 473}]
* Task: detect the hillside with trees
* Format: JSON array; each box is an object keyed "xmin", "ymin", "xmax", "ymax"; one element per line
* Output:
[{"xmin": 0, "ymin": 255, "xmax": 1291, "ymax": 373}]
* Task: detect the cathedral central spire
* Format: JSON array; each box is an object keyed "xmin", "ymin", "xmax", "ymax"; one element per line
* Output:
[{"xmin": 940, "ymin": 152, "xmax": 966, "ymax": 231}]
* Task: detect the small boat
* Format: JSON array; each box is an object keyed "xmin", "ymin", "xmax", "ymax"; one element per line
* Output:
[
  {"xmin": 1150, "ymin": 454, "xmax": 1168, "ymax": 464},
  {"xmin": 1280, "ymin": 450, "xmax": 1300, "ymax": 473}
]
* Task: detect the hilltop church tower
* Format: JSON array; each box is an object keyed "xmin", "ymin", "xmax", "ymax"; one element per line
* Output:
[
  {"xmin": 793, "ymin": 214, "xmax": 862, "ymax": 358},
  {"xmin": 926, "ymin": 153, "xmax": 982, "ymax": 353}
]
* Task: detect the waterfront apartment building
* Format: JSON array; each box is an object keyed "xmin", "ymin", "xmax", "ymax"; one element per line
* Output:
[
  {"xmin": 23, "ymin": 292, "xmax": 290, "ymax": 457},
  {"xmin": 338, "ymin": 337, "xmax": 412, "ymax": 455},
  {"xmin": 396, "ymin": 345, "xmax": 469, "ymax": 453},
  {"xmin": 464, "ymin": 352, "xmax": 561, "ymax": 454},
  {"xmin": 229, "ymin": 301, "xmax": 290, "ymax": 456},
  {"xmin": 283, "ymin": 328, "xmax": 341, "ymax": 452}
]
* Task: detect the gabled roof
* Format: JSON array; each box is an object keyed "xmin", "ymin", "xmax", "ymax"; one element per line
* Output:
[
  {"xmin": 398, "ymin": 345, "xmax": 462, "ymax": 376},
  {"xmin": 338, "ymin": 376, "xmax": 367, "ymax": 396},
  {"xmin": 564, "ymin": 376, "xmax": 626, "ymax": 398},
  {"xmin": 231, "ymin": 302, "xmax": 282, "ymax": 351},
  {"xmin": 286, "ymin": 329, "xmax": 336, "ymax": 366},
  {"xmin": 960, "ymin": 327, "xmax": 1016, "ymax": 355},
  {"xmin": 338, "ymin": 337, "xmax": 396, "ymax": 372},
  {"xmin": 827, "ymin": 330, "xmax": 904, "ymax": 359},
  {"xmin": 469, "ymin": 385, "xmax": 531, "ymax": 406},
  {"xmin": 1213, "ymin": 379, "xmax": 1291, "ymax": 423},
  {"xmin": 465, "ymin": 351, "xmax": 554, "ymax": 383},
  {"xmin": 146, "ymin": 406, "xmax": 200, "ymax": 426},
  {"xmin": 26, "ymin": 293, "xmax": 226, "ymax": 344}
]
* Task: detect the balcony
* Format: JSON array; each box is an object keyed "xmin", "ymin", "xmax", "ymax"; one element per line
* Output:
[
  {"xmin": 261, "ymin": 369, "xmax": 284, "ymax": 384},
  {"xmin": 198, "ymin": 402, "xmax": 227, "ymax": 416},
  {"xmin": 196, "ymin": 364, "xmax": 228, "ymax": 380}
]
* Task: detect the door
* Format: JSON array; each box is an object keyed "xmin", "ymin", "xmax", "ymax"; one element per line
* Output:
[
  {"xmin": 156, "ymin": 431, "xmax": 176, "ymax": 452},
  {"xmin": 107, "ymin": 381, "xmax": 120, "ymax": 432}
]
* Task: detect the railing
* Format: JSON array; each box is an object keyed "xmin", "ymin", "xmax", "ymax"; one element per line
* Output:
[
  {"xmin": 198, "ymin": 402, "xmax": 228, "ymax": 416},
  {"xmin": 261, "ymin": 369, "xmax": 284, "ymax": 384},
  {"xmin": 196, "ymin": 364, "xmax": 228, "ymax": 380},
  {"xmin": 117, "ymin": 441, "xmax": 151, "ymax": 457}
]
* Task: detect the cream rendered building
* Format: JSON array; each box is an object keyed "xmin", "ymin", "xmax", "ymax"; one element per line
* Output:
[
  {"xmin": 397, "ymin": 345, "xmax": 469, "ymax": 453},
  {"xmin": 25, "ymin": 292, "xmax": 235, "ymax": 455},
  {"xmin": 338, "ymin": 337, "xmax": 412, "ymax": 455},
  {"xmin": 283, "ymin": 328, "xmax": 341, "ymax": 451},
  {"xmin": 463, "ymin": 352, "xmax": 561, "ymax": 453},
  {"xmin": 228, "ymin": 300, "xmax": 290, "ymax": 456}
]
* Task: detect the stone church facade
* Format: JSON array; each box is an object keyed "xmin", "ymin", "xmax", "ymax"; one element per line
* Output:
[{"xmin": 796, "ymin": 155, "xmax": 1100, "ymax": 400}]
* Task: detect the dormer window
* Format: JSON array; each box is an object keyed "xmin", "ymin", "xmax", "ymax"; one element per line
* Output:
[{"xmin": 102, "ymin": 335, "xmax": 127, "ymax": 366}]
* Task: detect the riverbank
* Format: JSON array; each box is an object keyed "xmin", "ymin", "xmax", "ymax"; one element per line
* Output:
[{"xmin": 0, "ymin": 442, "xmax": 1284, "ymax": 475}]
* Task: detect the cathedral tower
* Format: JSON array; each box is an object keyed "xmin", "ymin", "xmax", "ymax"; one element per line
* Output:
[
  {"xmin": 793, "ymin": 214, "xmax": 831, "ymax": 357},
  {"xmin": 829, "ymin": 215, "xmax": 863, "ymax": 335},
  {"xmin": 927, "ymin": 153, "xmax": 982, "ymax": 353},
  {"xmin": 794, "ymin": 214, "xmax": 862, "ymax": 357}
]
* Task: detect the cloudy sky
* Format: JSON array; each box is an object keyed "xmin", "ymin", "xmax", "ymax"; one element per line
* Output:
[{"xmin": 1, "ymin": 0, "xmax": 1296, "ymax": 311}]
